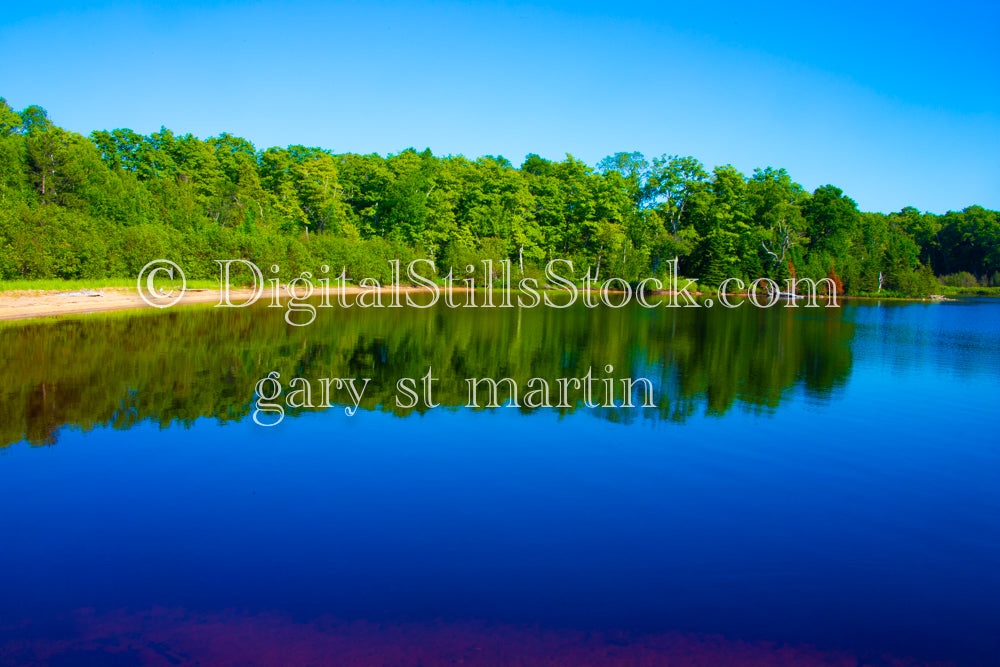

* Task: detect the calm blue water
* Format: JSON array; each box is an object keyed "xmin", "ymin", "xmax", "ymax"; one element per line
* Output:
[{"xmin": 1, "ymin": 299, "xmax": 998, "ymax": 665}]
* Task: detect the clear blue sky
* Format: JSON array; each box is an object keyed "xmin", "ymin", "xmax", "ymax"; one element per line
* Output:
[{"xmin": 1, "ymin": 0, "xmax": 997, "ymax": 214}]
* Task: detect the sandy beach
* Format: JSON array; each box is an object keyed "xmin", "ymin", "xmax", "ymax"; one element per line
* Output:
[
  {"xmin": 0, "ymin": 284, "xmax": 856, "ymax": 322},
  {"xmin": 0, "ymin": 286, "xmax": 448, "ymax": 322}
]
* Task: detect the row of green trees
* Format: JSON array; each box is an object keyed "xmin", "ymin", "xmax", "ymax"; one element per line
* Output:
[{"xmin": 2, "ymin": 98, "xmax": 997, "ymax": 294}]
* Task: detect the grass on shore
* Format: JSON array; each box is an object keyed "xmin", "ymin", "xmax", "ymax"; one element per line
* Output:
[
  {"xmin": 3, "ymin": 277, "xmax": 999, "ymax": 298},
  {"xmin": 934, "ymin": 285, "xmax": 1000, "ymax": 297},
  {"xmin": 0, "ymin": 278, "xmax": 220, "ymax": 292}
]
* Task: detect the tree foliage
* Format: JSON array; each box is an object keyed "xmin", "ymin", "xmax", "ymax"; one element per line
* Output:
[{"xmin": 0, "ymin": 98, "xmax": 996, "ymax": 295}]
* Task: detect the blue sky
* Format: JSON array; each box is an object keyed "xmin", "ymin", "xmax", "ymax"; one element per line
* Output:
[{"xmin": 1, "ymin": 0, "xmax": 997, "ymax": 213}]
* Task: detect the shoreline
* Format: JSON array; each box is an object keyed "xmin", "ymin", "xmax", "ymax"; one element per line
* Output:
[
  {"xmin": 0, "ymin": 284, "xmax": 952, "ymax": 323},
  {"xmin": 0, "ymin": 285, "xmax": 450, "ymax": 322}
]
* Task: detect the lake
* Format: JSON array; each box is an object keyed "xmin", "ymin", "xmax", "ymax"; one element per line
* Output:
[{"xmin": 1, "ymin": 297, "xmax": 998, "ymax": 665}]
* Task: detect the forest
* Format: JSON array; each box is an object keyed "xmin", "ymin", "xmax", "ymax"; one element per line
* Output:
[{"xmin": 1, "ymin": 98, "xmax": 998, "ymax": 295}]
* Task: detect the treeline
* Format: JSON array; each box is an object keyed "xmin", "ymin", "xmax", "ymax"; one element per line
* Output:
[{"xmin": 1, "ymin": 98, "xmax": 998, "ymax": 294}]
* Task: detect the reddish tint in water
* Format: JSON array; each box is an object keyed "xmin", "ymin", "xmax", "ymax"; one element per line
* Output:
[{"xmin": 0, "ymin": 608, "xmax": 950, "ymax": 667}]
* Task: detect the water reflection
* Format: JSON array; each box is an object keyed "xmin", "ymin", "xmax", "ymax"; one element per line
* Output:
[
  {"xmin": 2, "ymin": 299, "xmax": 999, "ymax": 665},
  {"xmin": 1, "ymin": 296, "xmax": 856, "ymax": 447}
]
